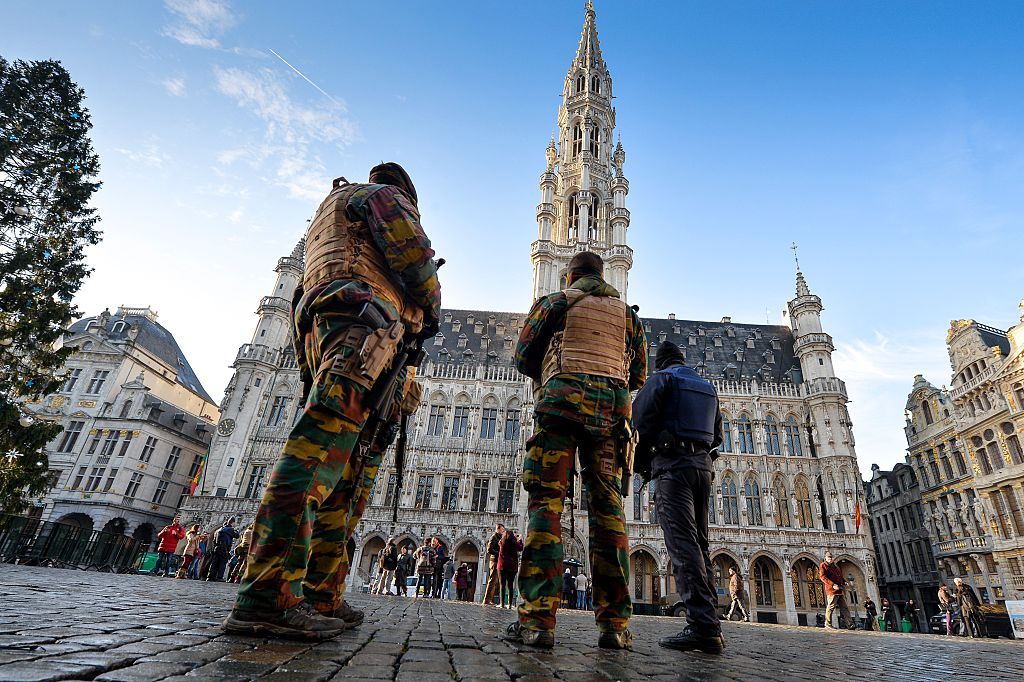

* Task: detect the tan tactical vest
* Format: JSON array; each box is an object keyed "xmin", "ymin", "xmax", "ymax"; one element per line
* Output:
[
  {"xmin": 303, "ymin": 182, "xmax": 424, "ymax": 333},
  {"xmin": 541, "ymin": 289, "xmax": 629, "ymax": 384}
]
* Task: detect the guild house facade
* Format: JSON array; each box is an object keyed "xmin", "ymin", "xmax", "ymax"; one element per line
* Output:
[{"xmin": 181, "ymin": 2, "xmax": 877, "ymax": 624}]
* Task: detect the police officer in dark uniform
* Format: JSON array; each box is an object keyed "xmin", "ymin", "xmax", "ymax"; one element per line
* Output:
[{"xmin": 632, "ymin": 340, "xmax": 725, "ymax": 654}]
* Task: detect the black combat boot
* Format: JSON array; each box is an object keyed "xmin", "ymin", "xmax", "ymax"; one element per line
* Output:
[
  {"xmin": 598, "ymin": 628, "xmax": 633, "ymax": 650},
  {"xmin": 331, "ymin": 600, "xmax": 364, "ymax": 627},
  {"xmin": 500, "ymin": 622, "xmax": 555, "ymax": 649},
  {"xmin": 658, "ymin": 624, "xmax": 726, "ymax": 654},
  {"xmin": 223, "ymin": 601, "xmax": 349, "ymax": 640}
]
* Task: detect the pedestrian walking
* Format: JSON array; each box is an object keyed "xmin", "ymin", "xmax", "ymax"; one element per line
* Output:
[
  {"xmin": 431, "ymin": 538, "xmax": 447, "ymax": 598},
  {"xmin": 151, "ymin": 516, "xmax": 185, "ymax": 577},
  {"xmin": 176, "ymin": 525, "xmax": 202, "ymax": 579},
  {"xmin": 414, "ymin": 539, "xmax": 436, "ymax": 598},
  {"xmin": 207, "ymin": 517, "xmax": 239, "ymax": 582},
  {"xmin": 561, "ymin": 569, "xmax": 577, "ymax": 610},
  {"xmin": 188, "ymin": 532, "xmax": 207, "ymax": 580},
  {"xmin": 575, "ymin": 572, "xmax": 590, "ymax": 610},
  {"xmin": 227, "ymin": 525, "xmax": 253, "ymax": 583},
  {"xmin": 726, "ymin": 567, "xmax": 748, "ymax": 621},
  {"xmin": 953, "ymin": 577, "xmax": 985, "ymax": 638},
  {"xmin": 880, "ymin": 597, "xmax": 899, "ymax": 632},
  {"xmin": 819, "ymin": 551, "xmax": 855, "ymax": 630},
  {"xmin": 223, "ymin": 163, "xmax": 441, "ymax": 640},
  {"xmin": 456, "ymin": 563, "xmax": 471, "ymax": 601},
  {"xmin": 497, "ymin": 528, "xmax": 524, "ymax": 609},
  {"xmin": 375, "ymin": 540, "xmax": 399, "ymax": 595},
  {"xmin": 904, "ymin": 598, "xmax": 920, "ymax": 633},
  {"xmin": 937, "ymin": 584, "xmax": 954, "ymax": 635},
  {"xmin": 863, "ymin": 597, "xmax": 877, "ymax": 631},
  {"xmin": 482, "ymin": 523, "xmax": 505, "ymax": 605},
  {"xmin": 633, "ymin": 340, "xmax": 724, "ymax": 654},
  {"xmin": 442, "ymin": 557, "xmax": 456, "ymax": 600},
  {"xmin": 502, "ymin": 251, "xmax": 647, "ymax": 651},
  {"xmin": 395, "ymin": 545, "xmax": 413, "ymax": 596}
]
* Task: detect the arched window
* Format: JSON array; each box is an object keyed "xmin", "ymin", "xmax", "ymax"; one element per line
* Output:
[
  {"xmin": 795, "ymin": 478, "xmax": 813, "ymax": 528},
  {"xmin": 722, "ymin": 476, "xmax": 739, "ymax": 525},
  {"xmin": 568, "ymin": 194, "xmax": 580, "ymax": 241},
  {"xmin": 737, "ymin": 415, "xmax": 754, "ymax": 454},
  {"xmin": 589, "ymin": 126, "xmax": 600, "ymax": 159},
  {"xmin": 576, "ymin": 73, "xmax": 585, "ymax": 92},
  {"xmin": 721, "ymin": 415, "xmax": 733, "ymax": 453},
  {"xmin": 773, "ymin": 476, "xmax": 790, "ymax": 527},
  {"xmin": 111, "ymin": 321, "xmax": 128, "ymax": 334},
  {"xmin": 633, "ymin": 551, "xmax": 650, "ymax": 601},
  {"xmin": 633, "ymin": 476, "xmax": 643, "ymax": 521},
  {"xmin": 922, "ymin": 400, "xmax": 934, "ymax": 425},
  {"xmin": 806, "ymin": 564, "xmax": 826, "ymax": 608},
  {"xmin": 587, "ymin": 194, "xmax": 599, "ymax": 241},
  {"xmin": 784, "ymin": 416, "xmax": 802, "ymax": 456},
  {"xmin": 765, "ymin": 416, "xmax": 781, "ymax": 455},
  {"xmin": 744, "ymin": 475, "xmax": 763, "ymax": 525},
  {"xmin": 708, "ymin": 488, "xmax": 717, "ymax": 525},
  {"xmin": 119, "ymin": 400, "xmax": 132, "ymax": 419},
  {"xmin": 754, "ymin": 558, "xmax": 774, "ymax": 606},
  {"xmin": 572, "ymin": 123, "xmax": 583, "ymax": 157},
  {"xmin": 591, "ymin": 75, "xmax": 601, "ymax": 94}
]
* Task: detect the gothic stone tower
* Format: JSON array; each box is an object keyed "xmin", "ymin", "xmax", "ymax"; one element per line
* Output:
[{"xmin": 531, "ymin": 0, "xmax": 633, "ymax": 300}]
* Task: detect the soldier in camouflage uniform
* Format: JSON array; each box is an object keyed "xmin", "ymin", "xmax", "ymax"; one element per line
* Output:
[
  {"xmin": 503, "ymin": 251, "xmax": 647, "ymax": 650},
  {"xmin": 225, "ymin": 163, "xmax": 441, "ymax": 640}
]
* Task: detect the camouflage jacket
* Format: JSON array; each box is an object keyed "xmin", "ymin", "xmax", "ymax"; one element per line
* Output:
[
  {"xmin": 293, "ymin": 184, "xmax": 442, "ymax": 388},
  {"xmin": 514, "ymin": 275, "xmax": 647, "ymax": 431}
]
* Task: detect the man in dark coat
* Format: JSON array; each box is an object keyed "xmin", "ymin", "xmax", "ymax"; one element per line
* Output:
[
  {"xmin": 863, "ymin": 597, "xmax": 878, "ymax": 631},
  {"xmin": 633, "ymin": 340, "xmax": 724, "ymax": 654},
  {"xmin": 483, "ymin": 523, "xmax": 505, "ymax": 605},
  {"xmin": 953, "ymin": 577, "xmax": 985, "ymax": 637}
]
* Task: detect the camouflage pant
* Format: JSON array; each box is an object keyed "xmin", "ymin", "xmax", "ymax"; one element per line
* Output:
[
  {"xmin": 235, "ymin": 317, "xmax": 390, "ymax": 614},
  {"xmin": 517, "ymin": 415, "xmax": 631, "ymax": 633}
]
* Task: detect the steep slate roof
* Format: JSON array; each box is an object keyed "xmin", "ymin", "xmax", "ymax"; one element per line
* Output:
[
  {"xmin": 425, "ymin": 308, "xmax": 801, "ymax": 383},
  {"xmin": 68, "ymin": 312, "xmax": 216, "ymax": 404},
  {"xmin": 976, "ymin": 322, "xmax": 1011, "ymax": 356}
]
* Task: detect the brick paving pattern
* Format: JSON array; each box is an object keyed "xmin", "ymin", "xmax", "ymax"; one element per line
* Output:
[{"xmin": 0, "ymin": 565, "xmax": 1019, "ymax": 681}]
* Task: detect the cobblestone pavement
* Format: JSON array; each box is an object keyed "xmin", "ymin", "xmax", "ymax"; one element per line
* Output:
[{"xmin": 0, "ymin": 565, "xmax": 1019, "ymax": 681}]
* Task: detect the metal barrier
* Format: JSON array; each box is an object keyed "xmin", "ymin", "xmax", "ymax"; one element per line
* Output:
[{"xmin": 0, "ymin": 514, "xmax": 147, "ymax": 573}]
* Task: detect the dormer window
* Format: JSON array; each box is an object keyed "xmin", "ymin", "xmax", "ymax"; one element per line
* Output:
[
  {"xmin": 726, "ymin": 327, "xmax": 736, "ymax": 338},
  {"xmin": 452, "ymin": 320, "xmax": 461, "ymax": 332},
  {"xmin": 658, "ymin": 331, "xmax": 667, "ymax": 343},
  {"xmin": 496, "ymin": 322, "xmax": 505, "ymax": 336},
  {"xmin": 725, "ymin": 364, "xmax": 738, "ymax": 380},
  {"xmin": 434, "ymin": 333, "xmax": 444, "ymax": 347},
  {"xmin": 753, "ymin": 330, "xmax": 762, "ymax": 340},
  {"xmin": 771, "ymin": 338, "xmax": 781, "ymax": 350},
  {"xmin": 474, "ymin": 323, "xmax": 484, "ymax": 334},
  {"xmin": 705, "ymin": 349, "xmax": 714, "ymax": 362},
  {"xmin": 746, "ymin": 338, "xmax": 755, "ymax": 349},
  {"xmin": 480, "ymin": 335, "xmax": 489, "ymax": 349},
  {"xmin": 765, "ymin": 352, "xmax": 775, "ymax": 365},
  {"xmin": 457, "ymin": 334, "xmax": 468, "ymax": 349},
  {"xmin": 643, "ymin": 321, "xmax": 651, "ymax": 333},
  {"xmin": 504, "ymin": 337, "xmax": 513, "ymax": 349},
  {"xmin": 713, "ymin": 336, "xmax": 723, "ymax": 347},
  {"xmin": 444, "ymin": 312, "xmax": 452, "ymax": 323},
  {"xmin": 698, "ymin": 327, "xmax": 706, "ymax": 336},
  {"xmin": 673, "ymin": 324, "xmax": 681, "ymax": 334},
  {"xmin": 467, "ymin": 314, "xmax": 475, "ymax": 325},
  {"xmin": 735, "ymin": 350, "xmax": 744, "ymax": 362},
  {"xmin": 112, "ymin": 321, "xmax": 128, "ymax": 334},
  {"xmin": 688, "ymin": 335, "xmax": 697, "ymax": 346}
]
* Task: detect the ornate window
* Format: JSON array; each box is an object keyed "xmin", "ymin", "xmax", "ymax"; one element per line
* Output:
[
  {"xmin": 244, "ymin": 465, "xmax": 267, "ymax": 498},
  {"xmin": 922, "ymin": 400, "xmax": 934, "ymax": 424},
  {"xmin": 783, "ymin": 416, "xmax": 798, "ymax": 454},
  {"xmin": 754, "ymin": 558, "xmax": 774, "ymax": 606},
  {"xmin": 497, "ymin": 478, "xmax": 516, "ymax": 513},
  {"xmin": 427, "ymin": 404, "xmax": 446, "ymax": 436},
  {"xmin": 414, "ymin": 475, "xmax": 434, "ymax": 509},
  {"xmin": 795, "ymin": 478, "xmax": 813, "ymax": 528},
  {"xmin": 633, "ymin": 476, "xmax": 643, "ymax": 521},
  {"xmin": 745, "ymin": 475, "xmax": 763, "ymax": 525},
  {"xmin": 589, "ymin": 126, "xmax": 600, "ymax": 159},
  {"xmin": 590, "ymin": 75, "xmax": 601, "ymax": 93},
  {"xmin": 633, "ymin": 552, "xmax": 651, "ymax": 602},
  {"xmin": 451, "ymin": 406, "xmax": 469, "ymax": 437},
  {"xmin": 587, "ymin": 194, "xmax": 599, "ymax": 241},
  {"xmin": 708, "ymin": 488, "xmax": 717, "ymax": 525},
  {"xmin": 773, "ymin": 476, "xmax": 790, "ymax": 527},
  {"xmin": 572, "ymin": 123, "xmax": 583, "ymax": 157},
  {"xmin": 441, "ymin": 476, "xmax": 459, "ymax": 510},
  {"xmin": 765, "ymin": 416, "xmax": 782, "ymax": 455},
  {"xmin": 504, "ymin": 408, "xmax": 521, "ymax": 441},
  {"xmin": 722, "ymin": 476, "xmax": 739, "ymax": 525},
  {"xmin": 575, "ymin": 73, "xmax": 585, "ymax": 92},
  {"xmin": 721, "ymin": 415, "xmax": 733, "ymax": 453},
  {"xmin": 568, "ymin": 194, "xmax": 580, "ymax": 241},
  {"xmin": 806, "ymin": 565, "xmax": 826, "ymax": 608},
  {"xmin": 266, "ymin": 396, "xmax": 290, "ymax": 426},
  {"xmin": 737, "ymin": 415, "xmax": 754, "ymax": 454},
  {"xmin": 480, "ymin": 408, "xmax": 497, "ymax": 439},
  {"xmin": 470, "ymin": 478, "xmax": 488, "ymax": 512}
]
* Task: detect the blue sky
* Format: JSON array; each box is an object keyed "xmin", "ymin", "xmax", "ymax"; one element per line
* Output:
[{"xmin": 3, "ymin": 1, "xmax": 1023, "ymax": 477}]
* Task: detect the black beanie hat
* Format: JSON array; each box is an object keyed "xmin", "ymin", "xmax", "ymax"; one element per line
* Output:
[
  {"xmin": 369, "ymin": 161, "xmax": 418, "ymax": 204},
  {"xmin": 655, "ymin": 340, "xmax": 686, "ymax": 371}
]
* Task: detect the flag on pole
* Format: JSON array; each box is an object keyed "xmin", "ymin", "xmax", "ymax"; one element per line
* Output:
[
  {"xmin": 855, "ymin": 499, "xmax": 862, "ymax": 533},
  {"xmin": 189, "ymin": 447, "xmax": 208, "ymax": 494}
]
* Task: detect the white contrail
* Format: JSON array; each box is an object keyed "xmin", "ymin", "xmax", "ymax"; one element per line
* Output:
[{"xmin": 268, "ymin": 48, "xmax": 340, "ymax": 106}]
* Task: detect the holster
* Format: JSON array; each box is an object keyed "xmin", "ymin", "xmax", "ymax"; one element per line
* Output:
[
  {"xmin": 329, "ymin": 313, "xmax": 405, "ymax": 390},
  {"xmin": 618, "ymin": 419, "xmax": 639, "ymax": 495}
]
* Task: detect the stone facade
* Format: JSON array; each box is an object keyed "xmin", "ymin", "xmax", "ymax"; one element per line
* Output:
[
  {"xmin": 179, "ymin": 2, "xmax": 877, "ymax": 625},
  {"xmin": 863, "ymin": 462, "xmax": 938, "ymax": 629},
  {"xmin": 903, "ymin": 301, "xmax": 1024, "ymax": 604},
  {"xmin": 24, "ymin": 306, "xmax": 217, "ymax": 547}
]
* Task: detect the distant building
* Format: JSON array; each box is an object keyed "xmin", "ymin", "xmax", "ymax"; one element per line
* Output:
[
  {"xmin": 24, "ymin": 306, "xmax": 217, "ymax": 548},
  {"xmin": 903, "ymin": 298, "xmax": 1024, "ymax": 604},
  {"xmin": 863, "ymin": 462, "xmax": 939, "ymax": 629},
  {"xmin": 180, "ymin": 2, "xmax": 877, "ymax": 624}
]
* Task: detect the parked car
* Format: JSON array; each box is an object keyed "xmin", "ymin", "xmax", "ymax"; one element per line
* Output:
[{"xmin": 928, "ymin": 604, "xmax": 1012, "ymax": 638}]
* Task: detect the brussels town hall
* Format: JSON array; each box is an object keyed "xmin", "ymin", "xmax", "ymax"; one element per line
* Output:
[{"xmin": 182, "ymin": 3, "xmax": 877, "ymax": 625}]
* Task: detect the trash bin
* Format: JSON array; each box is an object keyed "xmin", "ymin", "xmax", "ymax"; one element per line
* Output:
[
  {"xmin": 877, "ymin": 616, "xmax": 886, "ymax": 631},
  {"xmin": 901, "ymin": 618, "xmax": 912, "ymax": 633}
]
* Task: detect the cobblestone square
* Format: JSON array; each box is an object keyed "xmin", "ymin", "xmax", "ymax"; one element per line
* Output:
[{"xmin": 0, "ymin": 566, "xmax": 1019, "ymax": 681}]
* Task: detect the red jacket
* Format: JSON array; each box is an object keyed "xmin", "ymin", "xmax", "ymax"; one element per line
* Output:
[
  {"xmin": 497, "ymin": 534, "xmax": 524, "ymax": 573},
  {"xmin": 819, "ymin": 561, "xmax": 846, "ymax": 596},
  {"xmin": 157, "ymin": 523, "xmax": 186, "ymax": 553}
]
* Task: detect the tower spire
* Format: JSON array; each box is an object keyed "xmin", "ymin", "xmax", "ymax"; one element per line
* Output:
[
  {"xmin": 575, "ymin": 0, "xmax": 605, "ymax": 70},
  {"xmin": 791, "ymin": 242, "xmax": 810, "ymax": 297}
]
